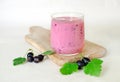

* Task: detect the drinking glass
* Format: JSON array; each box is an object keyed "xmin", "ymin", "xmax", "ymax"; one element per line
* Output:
[{"xmin": 51, "ymin": 12, "xmax": 84, "ymax": 55}]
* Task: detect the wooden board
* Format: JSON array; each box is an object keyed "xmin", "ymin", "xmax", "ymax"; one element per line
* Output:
[{"xmin": 25, "ymin": 26, "xmax": 107, "ymax": 66}]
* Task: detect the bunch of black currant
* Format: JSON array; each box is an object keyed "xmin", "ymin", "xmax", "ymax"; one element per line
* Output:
[
  {"xmin": 76, "ymin": 57, "xmax": 90, "ymax": 69},
  {"xmin": 27, "ymin": 50, "xmax": 44, "ymax": 63}
]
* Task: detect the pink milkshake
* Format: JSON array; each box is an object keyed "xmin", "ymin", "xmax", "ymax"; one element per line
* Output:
[{"xmin": 51, "ymin": 13, "xmax": 84, "ymax": 55}]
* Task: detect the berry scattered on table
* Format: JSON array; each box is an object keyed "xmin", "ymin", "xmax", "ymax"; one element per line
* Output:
[
  {"xmin": 27, "ymin": 52, "xmax": 34, "ymax": 57},
  {"xmin": 82, "ymin": 57, "xmax": 90, "ymax": 66},
  {"xmin": 76, "ymin": 60, "xmax": 85, "ymax": 69},
  {"xmin": 34, "ymin": 56, "xmax": 41, "ymax": 63},
  {"xmin": 38, "ymin": 54, "xmax": 44, "ymax": 61},
  {"xmin": 76, "ymin": 57, "xmax": 90, "ymax": 69},
  {"xmin": 27, "ymin": 56, "xmax": 34, "ymax": 62}
]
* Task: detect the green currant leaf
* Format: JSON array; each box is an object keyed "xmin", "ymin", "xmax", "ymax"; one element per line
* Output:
[
  {"xmin": 60, "ymin": 62, "xmax": 78, "ymax": 75},
  {"xmin": 13, "ymin": 57, "xmax": 26, "ymax": 66},
  {"xmin": 42, "ymin": 50, "xmax": 55, "ymax": 55},
  {"xmin": 83, "ymin": 58, "xmax": 103, "ymax": 76}
]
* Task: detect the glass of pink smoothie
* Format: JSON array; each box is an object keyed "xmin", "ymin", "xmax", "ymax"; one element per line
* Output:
[{"xmin": 51, "ymin": 12, "xmax": 84, "ymax": 55}]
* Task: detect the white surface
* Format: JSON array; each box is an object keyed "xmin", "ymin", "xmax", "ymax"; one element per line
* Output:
[{"xmin": 0, "ymin": 0, "xmax": 120, "ymax": 82}]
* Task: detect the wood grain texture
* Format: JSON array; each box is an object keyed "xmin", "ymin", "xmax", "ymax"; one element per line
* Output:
[{"xmin": 25, "ymin": 26, "xmax": 107, "ymax": 66}]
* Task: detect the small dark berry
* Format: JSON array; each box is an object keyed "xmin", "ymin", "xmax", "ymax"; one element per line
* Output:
[
  {"xmin": 27, "ymin": 52, "xmax": 34, "ymax": 57},
  {"xmin": 76, "ymin": 24, "xmax": 78, "ymax": 26},
  {"xmin": 82, "ymin": 57, "xmax": 90, "ymax": 66},
  {"xmin": 54, "ymin": 24, "xmax": 57, "ymax": 26},
  {"xmin": 27, "ymin": 56, "xmax": 34, "ymax": 62},
  {"xmin": 34, "ymin": 56, "xmax": 40, "ymax": 63},
  {"xmin": 76, "ymin": 60, "xmax": 85, "ymax": 69},
  {"xmin": 38, "ymin": 54, "xmax": 44, "ymax": 61}
]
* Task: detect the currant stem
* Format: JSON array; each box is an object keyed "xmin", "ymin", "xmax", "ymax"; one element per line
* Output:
[
  {"xmin": 28, "ymin": 49, "xmax": 33, "ymax": 52},
  {"xmin": 23, "ymin": 48, "xmax": 33, "ymax": 57},
  {"xmin": 79, "ymin": 53, "xmax": 84, "ymax": 60}
]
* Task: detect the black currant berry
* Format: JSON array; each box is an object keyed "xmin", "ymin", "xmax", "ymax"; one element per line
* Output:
[
  {"xmin": 34, "ymin": 56, "xmax": 41, "ymax": 63},
  {"xmin": 27, "ymin": 56, "xmax": 34, "ymax": 62},
  {"xmin": 82, "ymin": 57, "xmax": 90, "ymax": 66},
  {"xmin": 76, "ymin": 60, "xmax": 85, "ymax": 69},
  {"xmin": 38, "ymin": 54, "xmax": 44, "ymax": 61},
  {"xmin": 27, "ymin": 52, "xmax": 34, "ymax": 57}
]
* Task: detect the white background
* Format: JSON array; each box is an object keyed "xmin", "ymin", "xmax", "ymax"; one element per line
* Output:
[{"xmin": 0, "ymin": 0, "xmax": 120, "ymax": 82}]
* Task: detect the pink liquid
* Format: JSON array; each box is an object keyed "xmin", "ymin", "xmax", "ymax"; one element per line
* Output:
[{"xmin": 51, "ymin": 17, "xmax": 84, "ymax": 54}]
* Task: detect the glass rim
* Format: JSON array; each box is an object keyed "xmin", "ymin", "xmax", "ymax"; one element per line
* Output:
[{"xmin": 51, "ymin": 12, "xmax": 84, "ymax": 18}]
